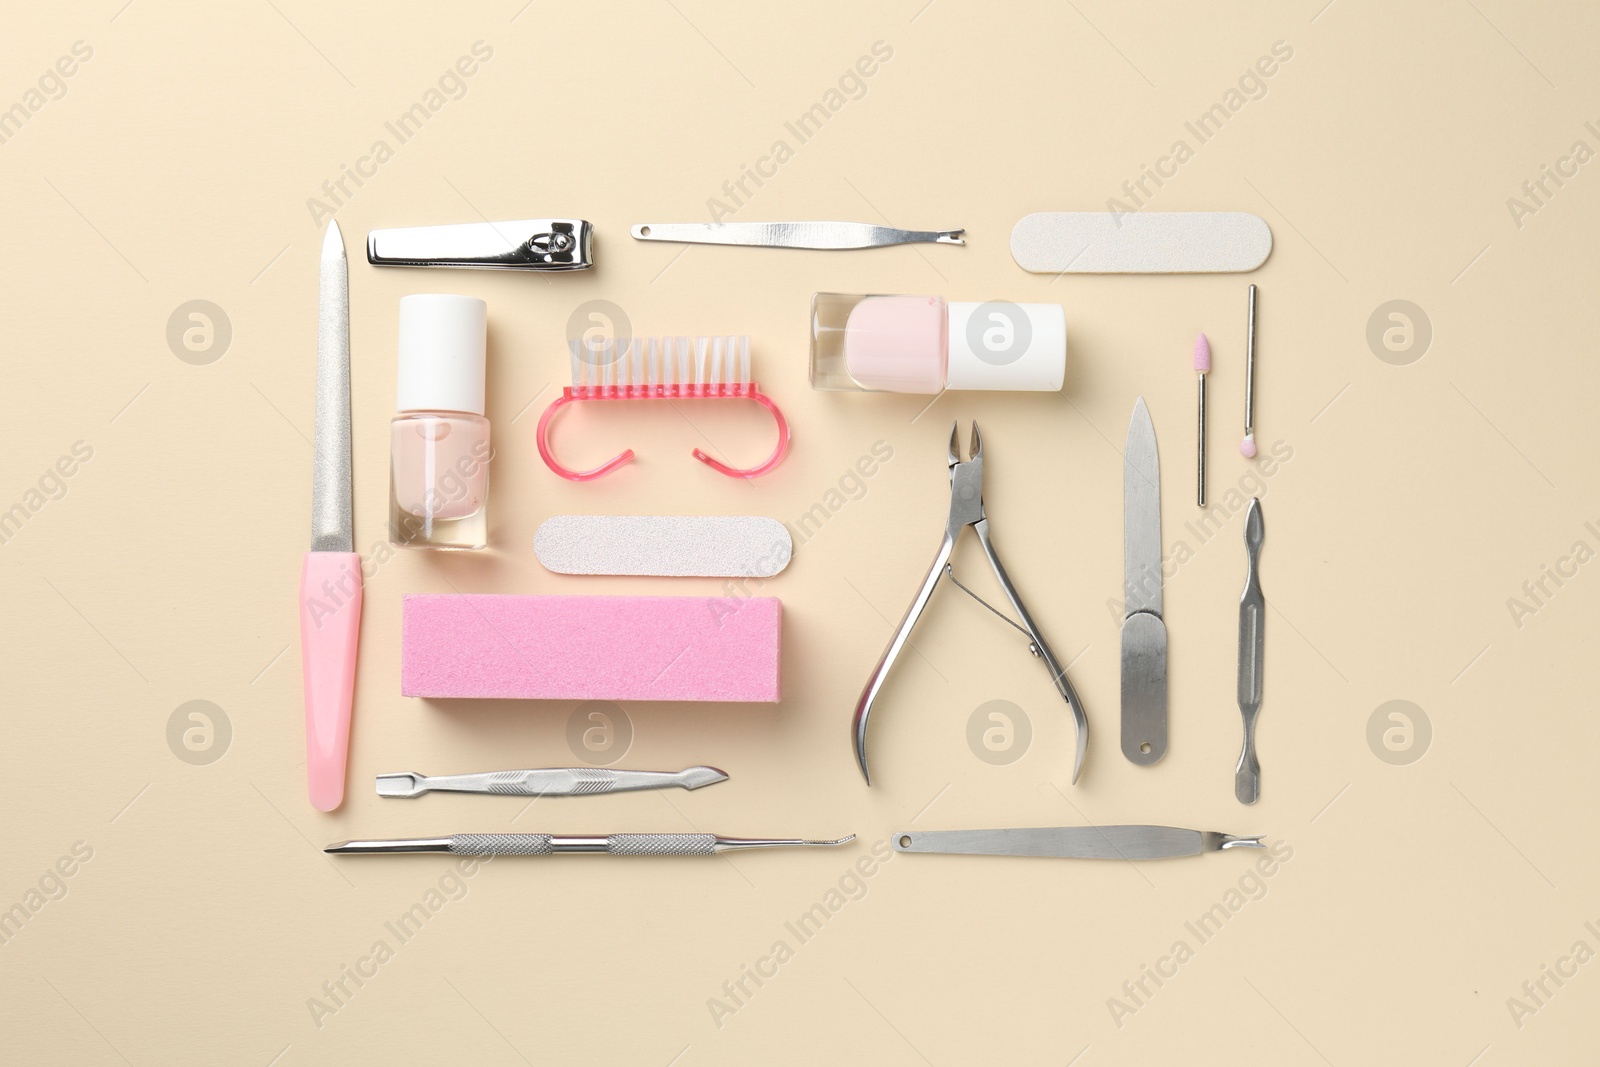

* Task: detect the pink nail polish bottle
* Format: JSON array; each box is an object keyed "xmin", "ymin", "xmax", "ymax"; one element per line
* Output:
[
  {"xmin": 389, "ymin": 294, "xmax": 491, "ymax": 550},
  {"xmin": 809, "ymin": 292, "xmax": 1066, "ymax": 394}
]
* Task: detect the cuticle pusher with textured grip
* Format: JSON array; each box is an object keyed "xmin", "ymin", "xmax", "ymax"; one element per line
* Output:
[
  {"xmin": 325, "ymin": 833, "xmax": 855, "ymax": 856},
  {"xmin": 630, "ymin": 221, "xmax": 963, "ymax": 249},
  {"xmin": 375, "ymin": 765, "xmax": 728, "ymax": 799}
]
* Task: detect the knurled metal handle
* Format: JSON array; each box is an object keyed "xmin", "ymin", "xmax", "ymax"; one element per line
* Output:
[
  {"xmin": 606, "ymin": 834, "xmax": 717, "ymax": 856},
  {"xmin": 448, "ymin": 834, "xmax": 553, "ymax": 856}
]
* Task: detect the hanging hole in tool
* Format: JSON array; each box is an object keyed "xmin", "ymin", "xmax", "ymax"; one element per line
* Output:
[
  {"xmin": 1139, "ymin": 742, "xmax": 1151, "ymax": 754},
  {"xmin": 898, "ymin": 835, "xmax": 912, "ymax": 848},
  {"xmin": 639, "ymin": 225, "xmax": 652, "ymax": 236}
]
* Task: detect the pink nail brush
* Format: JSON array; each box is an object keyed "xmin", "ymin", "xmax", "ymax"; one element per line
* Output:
[{"xmin": 299, "ymin": 221, "xmax": 362, "ymax": 812}]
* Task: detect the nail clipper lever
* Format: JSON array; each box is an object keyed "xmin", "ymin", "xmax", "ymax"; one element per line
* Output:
[
  {"xmin": 367, "ymin": 218, "xmax": 594, "ymax": 271},
  {"xmin": 850, "ymin": 422, "xmax": 1089, "ymax": 786}
]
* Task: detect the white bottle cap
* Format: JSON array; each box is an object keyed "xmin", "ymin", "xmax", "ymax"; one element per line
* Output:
[
  {"xmin": 946, "ymin": 301, "xmax": 1065, "ymax": 391},
  {"xmin": 396, "ymin": 294, "xmax": 488, "ymax": 415}
]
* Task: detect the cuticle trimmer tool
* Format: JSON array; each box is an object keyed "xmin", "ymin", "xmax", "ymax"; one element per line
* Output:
[
  {"xmin": 326, "ymin": 833, "xmax": 855, "ymax": 857},
  {"xmin": 1122, "ymin": 397, "xmax": 1167, "ymax": 765},
  {"xmin": 367, "ymin": 218, "xmax": 594, "ymax": 271},
  {"xmin": 893, "ymin": 825, "xmax": 1264, "ymax": 860},
  {"xmin": 630, "ymin": 221, "xmax": 964, "ymax": 250},
  {"xmin": 851, "ymin": 422, "xmax": 1088, "ymax": 786},
  {"xmin": 377, "ymin": 765, "xmax": 729, "ymax": 799},
  {"xmin": 301, "ymin": 220, "xmax": 362, "ymax": 813},
  {"xmin": 1235, "ymin": 498, "xmax": 1266, "ymax": 804}
]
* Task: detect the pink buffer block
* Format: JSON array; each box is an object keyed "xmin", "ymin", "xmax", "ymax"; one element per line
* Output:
[{"xmin": 402, "ymin": 594, "xmax": 781, "ymax": 702}]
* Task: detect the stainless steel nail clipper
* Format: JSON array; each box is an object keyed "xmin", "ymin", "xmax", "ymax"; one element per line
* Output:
[
  {"xmin": 851, "ymin": 422, "xmax": 1088, "ymax": 786},
  {"xmin": 367, "ymin": 218, "xmax": 594, "ymax": 270}
]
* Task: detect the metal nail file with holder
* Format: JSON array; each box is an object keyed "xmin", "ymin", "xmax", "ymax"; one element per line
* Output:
[
  {"xmin": 1121, "ymin": 397, "xmax": 1167, "ymax": 765},
  {"xmin": 851, "ymin": 422, "xmax": 1088, "ymax": 786}
]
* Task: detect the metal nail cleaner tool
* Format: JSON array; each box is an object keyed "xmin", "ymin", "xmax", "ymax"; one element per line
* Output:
[
  {"xmin": 327, "ymin": 833, "xmax": 855, "ymax": 857},
  {"xmin": 1122, "ymin": 397, "xmax": 1167, "ymax": 765},
  {"xmin": 851, "ymin": 422, "xmax": 1088, "ymax": 785},
  {"xmin": 630, "ymin": 221, "xmax": 964, "ymax": 250},
  {"xmin": 1235, "ymin": 498, "xmax": 1266, "ymax": 804},
  {"xmin": 376, "ymin": 765, "xmax": 728, "ymax": 799},
  {"xmin": 367, "ymin": 218, "xmax": 594, "ymax": 270},
  {"xmin": 893, "ymin": 825, "xmax": 1264, "ymax": 860}
]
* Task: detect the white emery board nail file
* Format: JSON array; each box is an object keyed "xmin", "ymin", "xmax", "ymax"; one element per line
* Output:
[
  {"xmin": 1010, "ymin": 212, "xmax": 1272, "ymax": 274},
  {"xmin": 535, "ymin": 515, "xmax": 793, "ymax": 578}
]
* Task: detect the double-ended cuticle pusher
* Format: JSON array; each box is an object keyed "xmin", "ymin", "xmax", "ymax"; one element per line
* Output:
[{"xmin": 376, "ymin": 765, "xmax": 728, "ymax": 799}]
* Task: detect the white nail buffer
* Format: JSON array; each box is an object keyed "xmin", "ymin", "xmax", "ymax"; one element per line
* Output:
[
  {"xmin": 534, "ymin": 515, "xmax": 793, "ymax": 578},
  {"xmin": 1010, "ymin": 212, "xmax": 1272, "ymax": 274}
]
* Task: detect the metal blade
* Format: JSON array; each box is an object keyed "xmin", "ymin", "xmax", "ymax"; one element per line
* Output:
[
  {"xmin": 311, "ymin": 221, "xmax": 353, "ymax": 553},
  {"xmin": 629, "ymin": 221, "xmax": 964, "ymax": 249},
  {"xmin": 1123, "ymin": 397, "xmax": 1161, "ymax": 615},
  {"xmin": 894, "ymin": 825, "xmax": 1210, "ymax": 860}
]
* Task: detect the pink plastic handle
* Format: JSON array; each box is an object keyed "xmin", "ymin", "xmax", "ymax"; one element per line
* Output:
[
  {"xmin": 299, "ymin": 551, "xmax": 362, "ymax": 812},
  {"xmin": 535, "ymin": 394, "xmax": 636, "ymax": 481},
  {"xmin": 693, "ymin": 389, "xmax": 790, "ymax": 478},
  {"xmin": 535, "ymin": 386, "xmax": 789, "ymax": 481}
]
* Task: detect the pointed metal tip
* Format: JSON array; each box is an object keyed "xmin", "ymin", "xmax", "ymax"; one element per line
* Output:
[
  {"xmin": 937, "ymin": 230, "xmax": 966, "ymax": 245},
  {"xmin": 946, "ymin": 421, "xmax": 960, "ymax": 466},
  {"xmin": 680, "ymin": 766, "xmax": 731, "ymax": 789},
  {"xmin": 1219, "ymin": 834, "xmax": 1266, "ymax": 850},
  {"xmin": 969, "ymin": 421, "xmax": 982, "ymax": 459},
  {"xmin": 324, "ymin": 841, "xmax": 355, "ymax": 853},
  {"xmin": 813, "ymin": 835, "xmax": 856, "ymax": 846}
]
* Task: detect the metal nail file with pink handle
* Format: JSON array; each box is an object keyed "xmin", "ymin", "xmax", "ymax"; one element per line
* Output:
[{"xmin": 300, "ymin": 220, "xmax": 362, "ymax": 812}]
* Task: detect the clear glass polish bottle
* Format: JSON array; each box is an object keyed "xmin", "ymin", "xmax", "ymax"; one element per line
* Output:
[
  {"xmin": 810, "ymin": 292, "xmax": 1066, "ymax": 394},
  {"xmin": 389, "ymin": 294, "xmax": 491, "ymax": 550}
]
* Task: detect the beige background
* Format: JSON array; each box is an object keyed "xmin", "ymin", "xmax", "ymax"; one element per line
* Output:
[{"xmin": 2, "ymin": 0, "xmax": 1596, "ymax": 1063}]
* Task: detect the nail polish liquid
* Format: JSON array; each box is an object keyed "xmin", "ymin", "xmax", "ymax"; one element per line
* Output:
[{"xmin": 389, "ymin": 294, "xmax": 491, "ymax": 550}]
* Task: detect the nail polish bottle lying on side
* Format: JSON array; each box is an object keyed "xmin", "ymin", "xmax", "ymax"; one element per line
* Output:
[
  {"xmin": 389, "ymin": 294, "xmax": 491, "ymax": 550},
  {"xmin": 809, "ymin": 292, "xmax": 1065, "ymax": 394}
]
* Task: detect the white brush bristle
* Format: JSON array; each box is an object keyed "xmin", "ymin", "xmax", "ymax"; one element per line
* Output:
[{"xmin": 569, "ymin": 334, "xmax": 753, "ymax": 390}]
